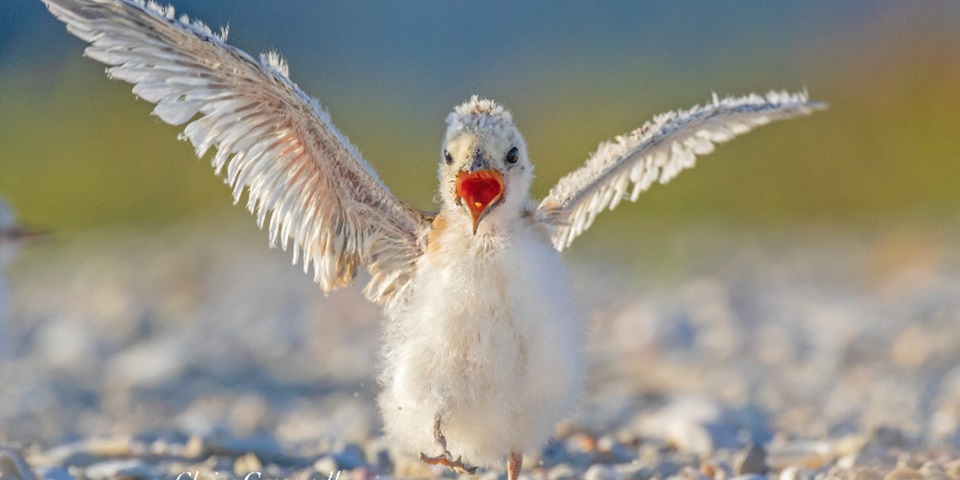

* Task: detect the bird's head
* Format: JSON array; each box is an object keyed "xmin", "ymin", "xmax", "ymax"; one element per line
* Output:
[
  {"xmin": 439, "ymin": 96, "xmax": 533, "ymax": 234},
  {"xmin": 0, "ymin": 198, "xmax": 46, "ymax": 269}
]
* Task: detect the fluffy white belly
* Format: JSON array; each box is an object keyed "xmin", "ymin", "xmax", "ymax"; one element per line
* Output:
[{"xmin": 378, "ymin": 223, "xmax": 585, "ymax": 467}]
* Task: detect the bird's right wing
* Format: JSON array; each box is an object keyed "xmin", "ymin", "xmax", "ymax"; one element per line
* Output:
[
  {"xmin": 43, "ymin": 0, "xmax": 433, "ymax": 311},
  {"xmin": 537, "ymin": 91, "xmax": 825, "ymax": 251}
]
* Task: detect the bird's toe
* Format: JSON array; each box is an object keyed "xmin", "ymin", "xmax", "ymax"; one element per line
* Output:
[{"xmin": 418, "ymin": 451, "xmax": 478, "ymax": 474}]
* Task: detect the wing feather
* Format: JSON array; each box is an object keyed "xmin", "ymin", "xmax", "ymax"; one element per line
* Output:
[
  {"xmin": 537, "ymin": 91, "xmax": 825, "ymax": 251},
  {"xmin": 43, "ymin": 0, "xmax": 432, "ymax": 311}
]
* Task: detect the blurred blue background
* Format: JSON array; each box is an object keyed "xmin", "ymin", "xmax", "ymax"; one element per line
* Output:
[{"xmin": 1, "ymin": 1, "xmax": 958, "ymax": 265}]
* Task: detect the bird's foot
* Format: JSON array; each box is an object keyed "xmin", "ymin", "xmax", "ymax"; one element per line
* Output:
[{"xmin": 418, "ymin": 451, "xmax": 478, "ymax": 474}]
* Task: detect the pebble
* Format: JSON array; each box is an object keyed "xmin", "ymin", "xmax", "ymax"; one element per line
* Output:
[
  {"xmin": 0, "ymin": 447, "xmax": 38, "ymax": 480},
  {"xmin": 734, "ymin": 444, "xmax": 768, "ymax": 475},
  {"xmin": 548, "ymin": 463, "xmax": 579, "ymax": 480},
  {"xmin": 837, "ymin": 454, "xmax": 861, "ymax": 470},
  {"xmin": 584, "ymin": 464, "xmax": 619, "ymax": 480},
  {"xmin": 634, "ymin": 396, "xmax": 766, "ymax": 456},
  {"xmin": 597, "ymin": 435, "xmax": 633, "ymax": 464},
  {"xmin": 33, "ymin": 467, "xmax": 72, "ymax": 480},
  {"xmin": 883, "ymin": 467, "xmax": 925, "ymax": 480},
  {"xmin": 183, "ymin": 436, "xmax": 206, "ymax": 459},
  {"xmin": 4, "ymin": 225, "xmax": 960, "ymax": 480},
  {"xmin": 334, "ymin": 443, "xmax": 367, "ymax": 471},
  {"xmin": 618, "ymin": 463, "xmax": 656, "ymax": 480},
  {"xmin": 363, "ymin": 438, "xmax": 392, "ymax": 473},
  {"xmin": 313, "ymin": 456, "xmax": 339, "ymax": 476},
  {"xmin": 676, "ymin": 465, "xmax": 710, "ymax": 480},
  {"xmin": 767, "ymin": 442, "xmax": 834, "ymax": 470},
  {"xmin": 537, "ymin": 439, "xmax": 569, "ymax": 469},
  {"xmin": 701, "ymin": 460, "xmax": 732, "ymax": 480},
  {"xmin": 83, "ymin": 459, "xmax": 152, "ymax": 479},
  {"xmin": 779, "ymin": 466, "xmax": 804, "ymax": 480},
  {"xmin": 855, "ymin": 468, "xmax": 884, "ymax": 480},
  {"xmin": 347, "ymin": 466, "xmax": 377, "ymax": 480},
  {"xmin": 203, "ymin": 434, "xmax": 286, "ymax": 464},
  {"xmin": 946, "ymin": 461, "xmax": 960, "ymax": 479},
  {"xmin": 233, "ymin": 452, "xmax": 263, "ymax": 475}
]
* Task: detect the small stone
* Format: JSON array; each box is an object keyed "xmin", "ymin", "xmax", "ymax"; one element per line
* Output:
[
  {"xmin": 883, "ymin": 467, "xmax": 924, "ymax": 480},
  {"xmin": 204, "ymin": 434, "xmax": 284, "ymax": 463},
  {"xmin": 946, "ymin": 461, "xmax": 960, "ymax": 480},
  {"xmin": 654, "ymin": 460, "xmax": 682, "ymax": 479},
  {"xmin": 548, "ymin": 463, "xmax": 579, "ymax": 480},
  {"xmin": 363, "ymin": 438, "xmax": 393, "ymax": 473},
  {"xmin": 83, "ymin": 437, "xmax": 135, "ymax": 458},
  {"xmin": 234, "ymin": 452, "xmax": 263, "ymax": 476},
  {"xmin": 313, "ymin": 456, "xmax": 339, "ymax": 476},
  {"xmin": 779, "ymin": 466, "xmax": 801, "ymax": 480},
  {"xmin": 538, "ymin": 440, "xmax": 569, "ymax": 469},
  {"xmin": 837, "ymin": 454, "xmax": 860, "ymax": 470},
  {"xmin": 82, "ymin": 459, "xmax": 151, "ymax": 480},
  {"xmin": 584, "ymin": 464, "xmax": 618, "ymax": 480},
  {"xmin": 872, "ymin": 428, "xmax": 908, "ymax": 449},
  {"xmin": 735, "ymin": 444, "xmax": 768, "ymax": 475},
  {"xmin": 348, "ymin": 466, "xmax": 376, "ymax": 480},
  {"xmin": 33, "ymin": 466, "xmax": 73, "ymax": 480},
  {"xmin": 183, "ymin": 436, "xmax": 206, "ymax": 459},
  {"xmin": 334, "ymin": 444, "xmax": 366, "ymax": 470},
  {"xmin": 835, "ymin": 436, "xmax": 869, "ymax": 457},
  {"xmin": 0, "ymin": 447, "xmax": 38, "ymax": 480},
  {"xmin": 618, "ymin": 464, "xmax": 655, "ymax": 480},
  {"xmin": 767, "ymin": 442, "xmax": 834, "ymax": 470},
  {"xmin": 567, "ymin": 434, "xmax": 598, "ymax": 454},
  {"xmin": 854, "ymin": 468, "xmax": 883, "ymax": 480},
  {"xmin": 730, "ymin": 475, "xmax": 768, "ymax": 480},
  {"xmin": 596, "ymin": 435, "xmax": 633, "ymax": 463},
  {"xmin": 702, "ymin": 462, "xmax": 720, "ymax": 479},
  {"xmin": 701, "ymin": 461, "xmax": 732, "ymax": 480},
  {"xmin": 677, "ymin": 465, "xmax": 710, "ymax": 480},
  {"xmin": 920, "ymin": 462, "xmax": 945, "ymax": 475}
]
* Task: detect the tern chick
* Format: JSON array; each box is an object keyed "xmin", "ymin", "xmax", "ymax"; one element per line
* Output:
[{"xmin": 42, "ymin": 1, "xmax": 825, "ymax": 477}]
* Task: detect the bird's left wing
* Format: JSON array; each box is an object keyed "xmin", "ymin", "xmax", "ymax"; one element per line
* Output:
[
  {"xmin": 536, "ymin": 91, "xmax": 825, "ymax": 251},
  {"xmin": 43, "ymin": 0, "xmax": 433, "ymax": 311}
]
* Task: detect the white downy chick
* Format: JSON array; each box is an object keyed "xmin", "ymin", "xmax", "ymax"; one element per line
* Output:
[{"xmin": 41, "ymin": 1, "xmax": 825, "ymax": 477}]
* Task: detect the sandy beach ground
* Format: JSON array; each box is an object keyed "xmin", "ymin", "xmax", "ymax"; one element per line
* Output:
[{"xmin": 1, "ymin": 220, "xmax": 959, "ymax": 479}]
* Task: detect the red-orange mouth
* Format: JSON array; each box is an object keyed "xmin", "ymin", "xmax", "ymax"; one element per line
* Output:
[{"xmin": 456, "ymin": 169, "xmax": 504, "ymax": 233}]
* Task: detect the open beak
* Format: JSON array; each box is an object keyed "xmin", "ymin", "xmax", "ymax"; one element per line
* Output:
[{"xmin": 456, "ymin": 169, "xmax": 504, "ymax": 234}]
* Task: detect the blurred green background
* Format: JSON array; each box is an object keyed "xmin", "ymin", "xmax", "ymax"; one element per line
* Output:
[{"xmin": 1, "ymin": 1, "xmax": 959, "ymax": 263}]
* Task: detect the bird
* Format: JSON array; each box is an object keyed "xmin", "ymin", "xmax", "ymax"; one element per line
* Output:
[
  {"xmin": 0, "ymin": 198, "xmax": 28, "ymax": 271},
  {"xmin": 0, "ymin": 197, "xmax": 44, "ymax": 358},
  {"xmin": 41, "ymin": 0, "xmax": 825, "ymax": 478}
]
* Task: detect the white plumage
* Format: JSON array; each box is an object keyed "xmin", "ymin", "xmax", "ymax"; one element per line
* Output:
[
  {"xmin": 41, "ymin": 0, "xmax": 825, "ymax": 477},
  {"xmin": 537, "ymin": 90, "xmax": 824, "ymax": 251},
  {"xmin": 379, "ymin": 102, "xmax": 584, "ymax": 469}
]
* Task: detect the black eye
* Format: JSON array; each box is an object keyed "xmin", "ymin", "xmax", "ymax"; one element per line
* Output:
[
  {"xmin": 443, "ymin": 149, "xmax": 453, "ymax": 165},
  {"xmin": 505, "ymin": 147, "xmax": 519, "ymax": 165}
]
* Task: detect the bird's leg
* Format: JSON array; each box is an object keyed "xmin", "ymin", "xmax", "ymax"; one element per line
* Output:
[
  {"xmin": 418, "ymin": 415, "xmax": 477, "ymax": 474},
  {"xmin": 507, "ymin": 451, "xmax": 522, "ymax": 480}
]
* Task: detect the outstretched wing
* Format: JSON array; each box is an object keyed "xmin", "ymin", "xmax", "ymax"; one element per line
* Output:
[
  {"xmin": 43, "ymin": 0, "xmax": 432, "ymax": 311},
  {"xmin": 537, "ymin": 91, "xmax": 825, "ymax": 251}
]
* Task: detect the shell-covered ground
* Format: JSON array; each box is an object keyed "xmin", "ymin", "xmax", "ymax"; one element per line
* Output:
[{"xmin": 1, "ymin": 219, "xmax": 959, "ymax": 480}]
